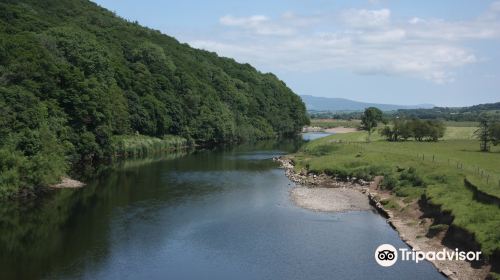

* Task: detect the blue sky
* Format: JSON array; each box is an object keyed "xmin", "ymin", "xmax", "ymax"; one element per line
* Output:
[{"xmin": 93, "ymin": 0, "xmax": 500, "ymax": 106}]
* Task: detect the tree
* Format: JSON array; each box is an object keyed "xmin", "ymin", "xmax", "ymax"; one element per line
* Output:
[
  {"xmin": 380, "ymin": 118, "xmax": 445, "ymax": 142},
  {"xmin": 474, "ymin": 117, "xmax": 491, "ymax": 152},
  {"xmin": 489, "ymin": 122, "xmax": 500, "ymax": 146},
  {"xmin": 427, "ymin": 120, "xmax": 445, "ymax": 141},
  {"xmin": 361, "ymin": 107, "xmax": 383, "ymax": 141},
  {"xmin": 0, "ymin": 0, "xmax": 310, "ymax": 197},
  {"xmin": 380, "ymin": 126, "xmax": 394, "ymax": 141},
  {"xmin": 399, "ymin": 120, "xmax": 413, "ymax": 140}
]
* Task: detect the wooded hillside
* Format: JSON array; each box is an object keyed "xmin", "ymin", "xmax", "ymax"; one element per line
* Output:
[{"xmin": 0, "ymin": 0, "xmax": 308, "ymax": 197}]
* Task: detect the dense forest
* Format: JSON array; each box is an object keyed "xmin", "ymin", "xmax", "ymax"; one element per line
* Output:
[{"xmin": 0, "ymin": 0, "xmax": 309, "ymax": 198}]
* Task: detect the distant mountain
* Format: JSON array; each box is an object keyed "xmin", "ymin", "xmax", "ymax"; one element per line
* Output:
[
  {"xmin": 300, "ymin": 95, "xmax": 434, "ymax": 112},
  {"xmin": 396, "ymin": 102, "xmax": 500, "ymax": 121}
]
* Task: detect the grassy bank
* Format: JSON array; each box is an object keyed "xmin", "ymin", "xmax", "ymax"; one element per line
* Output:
[
  {"xmin": 291, "ymin": 130, "xmax": 500, "ymax": 260},
  {"xmin": 112, "ymin": 135, "xmax": 188, "ymax": 158}
]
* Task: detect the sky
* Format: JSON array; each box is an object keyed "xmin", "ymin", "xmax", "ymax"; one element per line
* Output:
[{"xmin": 92, "ymin": 0, "xmax": 500, "ymax": 107}]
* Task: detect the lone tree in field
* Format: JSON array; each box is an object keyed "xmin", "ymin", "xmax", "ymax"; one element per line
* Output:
[
  {"xmin": 475, "ymin": 117, "xmax": 491, "ymax": 152},
  {"xmin": 361, "ymin": 107, "xmax": 383, "ymax": 141}
]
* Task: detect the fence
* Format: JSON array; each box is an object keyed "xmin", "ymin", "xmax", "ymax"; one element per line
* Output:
[
  {"xmin": 330, "ymin": 140, "xmax": 500, "ymax": 193},
  {"xmin": 414, "ymin": 152, "xmax": 500, "ymax": 189}
]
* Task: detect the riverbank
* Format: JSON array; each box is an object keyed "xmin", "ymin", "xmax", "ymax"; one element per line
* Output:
[
  {"xmin": 291, "ymin": 187, "xmax": 371, "ymax": 212},
  {"xmin": 50, "ymin": 177, "xmax": 85, "ymax": 189},
  {"xmin": 302, "ymin": 126, "xmax": 358, "ymax": 134},
  {"xmin": 275, "ymin": 156, "xmax": 491, "ymax": 280}
]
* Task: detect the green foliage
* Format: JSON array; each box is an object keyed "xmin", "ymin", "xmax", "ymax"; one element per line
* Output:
[
  {"xmin": 380, "ymin": 198, "xmax": 399, "ymax": 210},
  {"xmin": 0, "ymin": 0, "xmax": 308, "ymax": 197},
  {"xmin": 491, "ymin": 122, "xmax": 500, "ymax": 145},
  {"xmin": 380, "ymin": 119, "xmax": 446, "ymax": 142},
  {"xmin": 399, "ymin": 167, "xmax": 426, "ymax": 187},
  {"xmin": 489, "ymin": 272, "xmax": 500, "ymax": 280},
  {"xmin": 381, "ymin": 174, "xmax": 397, "ymax": 190},
  {"xmin": 112, "ymin": 135, "xmax": 187, "ymax": 158},
  {"xmin": 474, "ymin": 117, "xmax": 500, "ymax": 152},
  {"xmin": 360, "ymin": 107, "xmax": 383, "ymax": 137}
]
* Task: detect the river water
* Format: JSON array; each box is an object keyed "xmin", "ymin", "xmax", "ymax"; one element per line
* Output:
[{"xmin": 0, "ymin": 135, "xmax": 444, "ymax": 280}]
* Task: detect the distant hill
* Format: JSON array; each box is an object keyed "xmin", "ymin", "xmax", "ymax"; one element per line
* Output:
[
  {"xmin": 397, "ymin": 102, "xmax": 500, "ymax": 121},
  {"xmin": 300, "ymin": 95, "xmax": 434, "ymax": 112}
]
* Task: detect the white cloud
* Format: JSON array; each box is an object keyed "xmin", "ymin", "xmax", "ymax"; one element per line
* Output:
[
  {"xmin": 490, "ymin": 1, "xmax": 500, "ymax": 13},
  {"xmin": 409, "ymin": 17, "xmax": 424, "ymax": 24},
  {"xmin": 340, "ymin": 9, "xmax": 391, "ymax": 28},
  {"xmin": 406, "ymin": 19, "xmax": 500, "ymax": 40},
  {"xmin": 219, "ymin": 15, "xmax": 295, "ymax": 36},
  {"xmin": 220, "ymin": 15, "xmax": 268, "ymax": 27},
  {"xmin": 190, "ymin": 5, "xmax": 500, "ymax": 84},
  {"xmin": 359, "ymin": 29, "xmax": 406, "ymax": 43}
]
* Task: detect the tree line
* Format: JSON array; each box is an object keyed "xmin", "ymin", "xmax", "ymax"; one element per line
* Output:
[
  {"xmin": 380, "ymin": 119, "xmax": 446, "ymax": 142},
  {"xmin": 396, "ymin": 103, "xmax": 500, "ymax": 122},
  {"xmin": 360, "ymin": 107, "xmax": 446, "ymax": 142},
  {"xmin": 360, "ymin": 107, "xmax": 500, "ymax": 150}
]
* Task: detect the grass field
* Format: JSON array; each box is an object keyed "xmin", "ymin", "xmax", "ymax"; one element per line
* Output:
[
  {"xmin": 443, "ymin": 121, "xmax": 479, "ymax": 127},
  {"xmin": 293, "ymin": 127, "xmax": 500, "ymax": 257}
]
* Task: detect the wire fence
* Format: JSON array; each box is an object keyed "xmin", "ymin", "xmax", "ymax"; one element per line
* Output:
[
  {"xmin": 414, "ymin": 152, "xmax": 500, "ymax": 189},
  {"xmin": 331, "ymin": 140, "xmax": 500, "ymax": 194}
]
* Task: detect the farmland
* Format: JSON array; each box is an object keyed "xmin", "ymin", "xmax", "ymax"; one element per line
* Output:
[{"xmin": 292, "ymin": 125, "xmax": 500, "ymax": 260}]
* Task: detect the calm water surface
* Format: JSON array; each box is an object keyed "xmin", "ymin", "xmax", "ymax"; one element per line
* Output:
[
  {"xmin": 301, "ymin": 132, "xmax": 332, "ymax": 141},
  {"xmin": 0, "ymin": 135, "xmax": 444, "ymax": 280}
]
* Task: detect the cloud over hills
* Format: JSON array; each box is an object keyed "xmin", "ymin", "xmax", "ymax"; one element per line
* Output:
[{"xmin": 190, "ymin": 2, "xmax": 500, "ymax": 84}]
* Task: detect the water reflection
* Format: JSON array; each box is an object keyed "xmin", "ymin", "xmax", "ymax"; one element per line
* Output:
[
  {"xmin": 302, "ymin": 132, "xmax": 332, "ymax": 141},
  {"xmin": 0, "ymin": 135, "xmax": 444, "ymax": 280}
]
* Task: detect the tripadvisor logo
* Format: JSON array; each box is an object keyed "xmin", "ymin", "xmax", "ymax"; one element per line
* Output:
[
  {"xmin": 374, "ymin": 244, "xmax": 482, "ymax": 267},
  {"xmin": 375, "ymin": 244, "xmax": 398, "ymax": 267}
]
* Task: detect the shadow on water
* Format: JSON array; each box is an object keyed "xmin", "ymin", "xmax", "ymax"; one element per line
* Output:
[{"xmin": 0, "ymin": 138, "xmax": 304, "ymax": 280}]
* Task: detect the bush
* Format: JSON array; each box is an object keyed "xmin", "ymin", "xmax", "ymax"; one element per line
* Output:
[
  {"xmin": 399, "ymin": 167, "xmax": 426, "ymax": 187},
  {"xmin": 381, "ymin": 174, "xmax": 397, "ymax": 190}
]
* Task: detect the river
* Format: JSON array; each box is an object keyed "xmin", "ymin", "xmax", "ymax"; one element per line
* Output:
[{"xmin": 0, "ymin": 134, "xmax": 444, "ymax": 279}]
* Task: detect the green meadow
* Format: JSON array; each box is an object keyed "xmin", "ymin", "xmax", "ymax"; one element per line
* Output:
[{"xmin": 293, "ymin": 126, "xmax": 500, "ymax": 257}]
